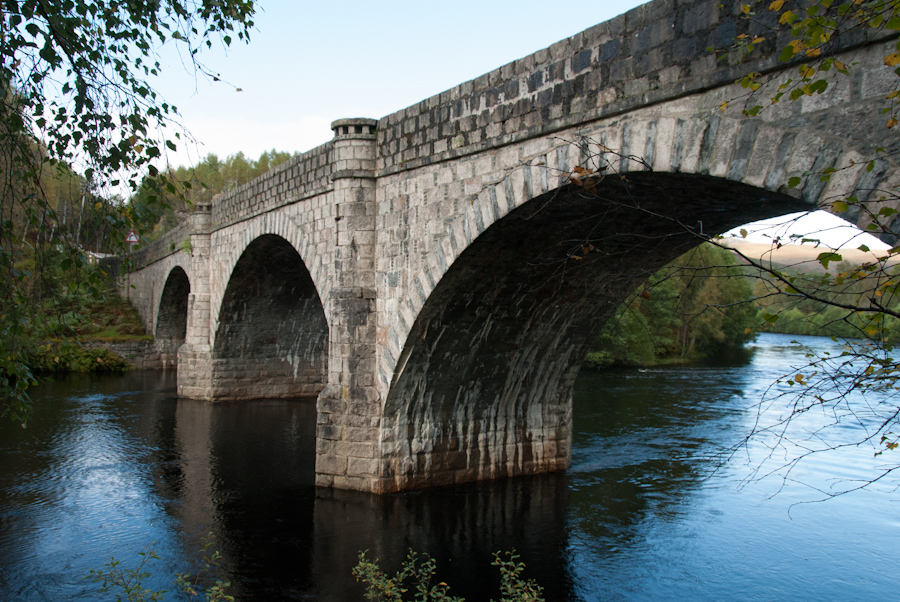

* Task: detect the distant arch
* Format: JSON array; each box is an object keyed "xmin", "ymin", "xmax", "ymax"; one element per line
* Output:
[
  {"xmin": 210, "ymin": 210, "xmax": 331, "ymax": 343},
  {"xmin": 155, "ymin": 266, "xmax": 190, "ymax": 368}
]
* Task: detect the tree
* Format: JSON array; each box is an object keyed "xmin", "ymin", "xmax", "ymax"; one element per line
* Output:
[
  {"xmin": 586, "ymin": 243, "xmax": 757, "ymax": 368},
  {"xmin": 0, "ymin": 1, "xmax": 256, "ymax": 423},
  {"xmin": 131, "ymin": 149, "xmax": 297, "ymax": 240}
]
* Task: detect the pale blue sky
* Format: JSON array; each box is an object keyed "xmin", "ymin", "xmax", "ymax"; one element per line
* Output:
[{"xmin": 152, "ymin": 0, "xmax": 647, "ymax": 167}]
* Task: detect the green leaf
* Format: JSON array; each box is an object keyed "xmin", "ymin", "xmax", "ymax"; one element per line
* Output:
[
  {"xmin": 817, "ymin": 252, "xmax": 842, "ymax": 269},
  {"xmin": 779, "ymin": 45, "xmax": 796, "ymax": 62}
]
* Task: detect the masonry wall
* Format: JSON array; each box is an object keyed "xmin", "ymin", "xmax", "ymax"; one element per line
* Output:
[
  {"xmin": 375, "ymin": 0, "xmax": 889, "ymax": 178},
  {"xmin": 212, "ymin": 142, "xmax": 334, "ymax": 229}
]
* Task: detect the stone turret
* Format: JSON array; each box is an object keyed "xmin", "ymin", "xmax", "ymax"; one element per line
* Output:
[{"xmin": 315, "ymin": 118, "xmax": 382, "ymax": 491}]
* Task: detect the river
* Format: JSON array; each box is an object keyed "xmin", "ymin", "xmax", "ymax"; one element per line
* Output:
[{"xmin": 0, "ymin": 333, "xmax": 896, "ymax": 601}]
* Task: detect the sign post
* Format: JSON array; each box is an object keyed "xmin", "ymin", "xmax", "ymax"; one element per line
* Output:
[{"xmin": 125, "ymin": 230, "xmax": 138, "ymax": 300}]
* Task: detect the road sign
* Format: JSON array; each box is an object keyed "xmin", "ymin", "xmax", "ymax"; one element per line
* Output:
[{"xmin": 125, "ymin": 230, "xmax": 139, "ymax": 243}]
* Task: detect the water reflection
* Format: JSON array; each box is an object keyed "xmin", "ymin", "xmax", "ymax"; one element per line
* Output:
[{"xmin": 0, "ymin": 334, "xmax": 896, "ymax": 601}]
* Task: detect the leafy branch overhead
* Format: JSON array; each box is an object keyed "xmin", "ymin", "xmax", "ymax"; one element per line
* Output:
[
  {"xmin": 716, "ymin": 0, "xmax": 900, "ymax": 127},
  {"xmin": 0, "ymin": 1, "xmax": 256, "ymax": 423},
  {"xmin": 2, "ymin": 0, "xmax": 255, "ymax": 186}
]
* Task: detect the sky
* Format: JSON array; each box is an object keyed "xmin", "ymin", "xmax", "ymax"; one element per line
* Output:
[
  {"xmin": 722, "ymin": 211, "xmax": 892, "ymax": 250},
  {"xmin": 150, "ymin": 0, "xmax": 647, "ymax": 167}
]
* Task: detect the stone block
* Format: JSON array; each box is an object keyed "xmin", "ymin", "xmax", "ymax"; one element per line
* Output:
[{"xmin": 316, "ymin": 454, "xmax": 348, "ymax": 476}]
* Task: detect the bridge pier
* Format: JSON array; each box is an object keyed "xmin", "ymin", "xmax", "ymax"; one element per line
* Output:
[
  {"xmin": 314, "ymin": 119, "xmax": 384, "ymax": 491},
  {"xmin": 177, "ymin": 198, "xmax": 216, "ymax": 399}
]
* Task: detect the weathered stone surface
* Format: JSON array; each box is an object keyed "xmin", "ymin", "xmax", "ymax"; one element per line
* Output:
[{"xmin": 121, "ymin": 1, "xmax": 900, "ymax": 493}]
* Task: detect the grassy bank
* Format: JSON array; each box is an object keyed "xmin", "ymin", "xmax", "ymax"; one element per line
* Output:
[{"xmin": 31, "ymin": 291, "xmax": 150, "ymax": 374}]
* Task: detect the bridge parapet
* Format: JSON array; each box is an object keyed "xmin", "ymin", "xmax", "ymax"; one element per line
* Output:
[
  {"xmin": 211, "ymin": 141, "xmax": 334, "ymax": 230},
  {"xmin": 131, "ymin": 222, "xmax": 189, "ymax": 268},
  {"xmin": 375, "ymin": 0, "xmax": 884, "ymax": 177}
]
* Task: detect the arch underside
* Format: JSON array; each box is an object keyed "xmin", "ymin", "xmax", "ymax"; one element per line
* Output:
[
  {"xmin": 156, "ymin": 267, "xmax": 190, "ymax": 368},
  {"xmin": 379, "ymin": 171, "xmax": 807, "ymax": 491},
  {"xmin": 211, "ymin": 234, "xmax": 328, "ymax": 400}
]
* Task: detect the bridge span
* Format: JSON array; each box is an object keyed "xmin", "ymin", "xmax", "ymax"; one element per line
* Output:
[{"xmin": 124, "ymin": 0, "xmax": 900, "ymax": 493}]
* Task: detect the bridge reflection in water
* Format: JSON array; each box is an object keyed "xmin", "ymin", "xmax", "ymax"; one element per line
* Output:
[{"xmin": 163, "ymin": 392, "xmax": 571, "ymax": 600}]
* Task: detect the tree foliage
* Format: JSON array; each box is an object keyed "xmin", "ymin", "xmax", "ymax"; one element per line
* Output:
[
  {"xmin": 586, "ymin": 243, "xmax": 758, "ymax": 368},
  {"xmin": 352, "ymin": 549, "xmax": 544, "ymax": 602},
  {"xmin": 0, "ymin": 0, "xmax": 256, "ymax": 423},
  {"xmin": 132, "ymin": 149, "xmax": 296, "ymax": 238},
  {"xmin": 752, "ymin": 259, "xmax": 900, "ymax": 339}
]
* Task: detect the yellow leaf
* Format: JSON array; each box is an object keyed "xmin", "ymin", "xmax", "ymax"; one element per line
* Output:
[
  {"xmin": 740, "ymin": 228, "xmax": 748, "ymax": 238},
  {"xmin": 94, "ymin": 202, "xmax": 102, "ymax": 210},
  {"xmin": 799, "ymin": 64, "xmax": 815, "ymax": 78},
  {"xmin": 889, "ymin": 118, "xmax": 899, "ymax": 129},
  {"xmin": 779, "ymin": 10, "xmax": 794, "ymax": 24},
  {"xmin": 752, "ymin": 36, "xmax": 765, "ymax": 44},
  {"xmin": 794, "ymin": 374, "xmax": 804, "ymax": 383},
  {"xmin": 741, "ymin": 3, "xmax": 751, "ymax": 14},
  {"xmin": 769, "ymin": 0, "xmax": 785, "ymax": 9},
  {"xmin": 719, "ymin": 101, "xmax": 729, "ymax": 112},
  {"xmin": 805, "ymin": 47, "xmax": 821, "ymax": 58},
  {"xmin": 885, "ymin": 53, "xmax": 900, "ymax": 66}
]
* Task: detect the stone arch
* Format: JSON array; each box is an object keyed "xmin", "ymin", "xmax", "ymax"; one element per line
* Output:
[
  {"xmin": 209, "ymin": 233, "xmax": 328, "ymax": 400},
  {"xmin": 376, "ymin": 171, "xmax": 810, "ymax": 492},
  {"xmin": 125, "ymin": 248, "xmax": 192, "ymax": 337},
  {"xmin": 155, "ymin": 266, "xmax": 190, "ymax": 368},
  {"xmin": 209, "ymin": 209, "xmax": 332, "ymax": 345}
]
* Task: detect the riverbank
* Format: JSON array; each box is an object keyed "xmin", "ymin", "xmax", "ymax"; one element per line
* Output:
[
  {"xmin": 27, "ymin": 292, "xmax": 164, "ymax": 374},
  {"xmin": 32, "ymin": 338, "xmax": 163, "ymax": 373}
]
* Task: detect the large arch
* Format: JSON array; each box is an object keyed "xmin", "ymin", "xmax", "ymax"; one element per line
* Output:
[
  {"xmin": 155, "ymin": 266, "xmax": 191, "ymax": 368},
  {"xmin": 209, "ymin": 234, "xmax": 328, "ymax": 400},
  {"xmin": 376, "ymin": 171, "xmax": 807, "ymax": 491}
]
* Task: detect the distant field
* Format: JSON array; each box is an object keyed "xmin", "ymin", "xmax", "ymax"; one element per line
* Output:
[{"xmin": 720, "ymin": 240, "xmax": 900, "ymax": 273}]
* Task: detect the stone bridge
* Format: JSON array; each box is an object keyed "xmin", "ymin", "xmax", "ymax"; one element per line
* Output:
[{"xmin": 123, "ymin": 0, "xmax": 900, "ymax": 493}]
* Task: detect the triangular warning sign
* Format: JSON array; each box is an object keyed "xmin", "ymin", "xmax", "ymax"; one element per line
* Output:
[{"xmin": 125, "ymin": 230, "xmax": 139, "ymax": 243}]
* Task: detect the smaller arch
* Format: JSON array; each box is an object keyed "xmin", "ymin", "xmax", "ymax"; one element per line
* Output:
[
  {"xmin": 210, "ymin": 234, "xmax": 328, "ymax": 400},
  {"xmin": 156, "ymin": 266, "xmax": 190, "ymax": 368}
]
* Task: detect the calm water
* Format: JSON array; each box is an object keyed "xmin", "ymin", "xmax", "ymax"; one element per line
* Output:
[{"xmin": 0, "ymin": 333, "xmax": 896, "ymax": 601}]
